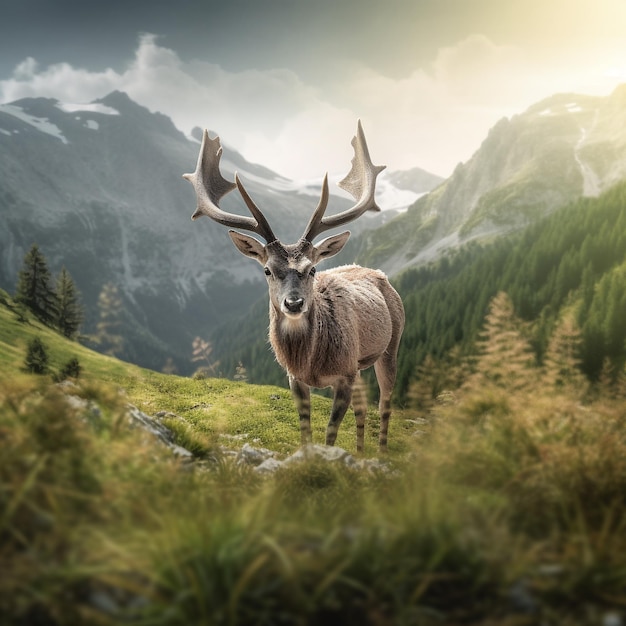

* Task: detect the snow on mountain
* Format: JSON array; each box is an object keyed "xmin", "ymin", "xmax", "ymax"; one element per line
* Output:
[{"xmin": 0, "ymin": 102, "xmax": 69, "ymax": 143}]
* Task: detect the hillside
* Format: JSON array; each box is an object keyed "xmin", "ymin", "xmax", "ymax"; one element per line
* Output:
[
  {"xmin": 354, "ymin": 83, "xmax": 626, "ymax": 275},
  {"xmin": 2, "ymin": 287, "xmax": 626, "ymax": 624}
]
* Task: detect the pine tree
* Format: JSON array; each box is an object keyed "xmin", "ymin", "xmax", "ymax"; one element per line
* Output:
[
  {"xmin": 191, "ymin": 336, "xmax": 220, "ymax": 378},
  {"xmin": 15, "ymin": 244, "xmax": 58, "ymax": 325},
  {"xmin": 95, "ymin": 283, "xmax": 125, "ymax": 357},
  {"xmin": 57, "ymin": 357, "xmax": 82, "ymax": 381},
  {"xmin": 468, "ymin": 291, "xmax": 537, "ymax": 392},
  {"xmin": 408, "ymin": 354, "xmax": 439, "ymax": 415},
  {"xmin": 55, "ymin": 267, "xmax": 83, "ymax": 338},
  {"xmin": 233, "ymin": 361, "xmax": 248, "ymax": 382},
  {"xmin": 24, "ymin": 337, "xmax": 49, "ymax": 374},
  {"xmin": 543, "ymin": 314, "xmax": 586, "ymax": 394}
]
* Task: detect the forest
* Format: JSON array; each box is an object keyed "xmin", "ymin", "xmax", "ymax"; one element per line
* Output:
[{"xmin": 395, "ymin": 179, "xmax": 626, "ymax": 398}]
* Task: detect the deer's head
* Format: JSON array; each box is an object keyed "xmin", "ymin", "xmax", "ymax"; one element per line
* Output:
[{"xmin": 183, "ymin": 121, "xmax": 385, "ymax": 321}]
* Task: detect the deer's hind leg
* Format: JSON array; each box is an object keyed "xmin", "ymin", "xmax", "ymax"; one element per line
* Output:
[
  {"xmin": 351, "ymin": 373, "xmax": 368, "ymax": 454},
  {"xmin": 374, "ymin": 350, "xmax": 398, "ymax": 453}
]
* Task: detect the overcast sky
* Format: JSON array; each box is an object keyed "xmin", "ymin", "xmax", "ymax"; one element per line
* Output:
[{"xmin": 1, "ymin": 0, "xmax": 625, "ymax": 179}]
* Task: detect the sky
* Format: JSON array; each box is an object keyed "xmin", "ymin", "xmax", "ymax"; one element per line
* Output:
[{"xmin": 1, "ymin": 0, "xmax": 625, "ymax": 179}]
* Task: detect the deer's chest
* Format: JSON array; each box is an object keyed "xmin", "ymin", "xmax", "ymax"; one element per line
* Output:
[{"xmin": 269, "ymin": 306, "xmax": 357, "ymax": 388}]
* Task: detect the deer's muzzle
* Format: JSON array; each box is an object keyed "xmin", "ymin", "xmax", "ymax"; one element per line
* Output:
[{"xmin": 283, "ymin": 296, "xmax": 306, "ymax": 315}]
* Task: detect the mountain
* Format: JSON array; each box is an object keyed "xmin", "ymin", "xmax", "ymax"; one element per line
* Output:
[
  {"xmin": 354, "ymin": 84, "xmax": 626, "ymax": 275},
  {"xmin": 0, "ymin": 91, "xmax": 430, "ymax": 372}
]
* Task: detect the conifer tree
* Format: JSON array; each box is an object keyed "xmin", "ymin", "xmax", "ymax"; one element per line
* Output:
[
  {"xmin": 55, "ymin": 267, "xmax": 83, "ymax": 339},
  {"xmin": 597, "ymin": 357, "xmax": 618, "ymax": 398},
  {"xmin": 543, "ymin": 314, "xmax": 586, "ymax": 394},
  {"xmin": 57, "ymin": 357, "xmax": 82, "ymax": 381},
  {"xmin": 468, "ymin": 291, "xmax": 537, "ymax": 392},
  {"xmin": 24, "ymin": 337, "xmax": 49, "ymax": 374},
  {"xmin": 191, "ymin": 336, "xmax": 220, "ymax": 378},
  {"xmin": 15, "ymin": 244, "xmax": 58, "ymax": 325},
  {"xmin": 95, "ymin": 283, "xmax": 125, "ymax": 356},
  {"xmin": 408, "ymin": 354, "xmax": 439, "ymax": 415}
]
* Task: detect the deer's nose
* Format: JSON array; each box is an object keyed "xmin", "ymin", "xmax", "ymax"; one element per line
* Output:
[{"xmin": 284, "ymin": 297, "xmax": 305, "ymax": 313}]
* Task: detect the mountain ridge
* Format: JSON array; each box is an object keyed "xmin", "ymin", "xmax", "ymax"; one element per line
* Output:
[{"xmin": 354, "ymin": 83, "xmax": 626, "ymax": 275}]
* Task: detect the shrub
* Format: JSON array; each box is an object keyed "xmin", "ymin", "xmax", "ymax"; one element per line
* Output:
[
  {"xmin": 57, "ymin": 357, "xmax": 82, "ymax": 381},
  {"xmin": 24, "ymin": 337, "xmax": 49, "ymax": 374}
]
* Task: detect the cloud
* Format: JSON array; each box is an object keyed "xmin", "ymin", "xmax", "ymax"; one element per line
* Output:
[{"xmin": 1, "ymin": 33, "xmax": 622, "ymax": 179}]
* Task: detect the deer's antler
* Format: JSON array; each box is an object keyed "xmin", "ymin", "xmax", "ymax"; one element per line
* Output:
[
  {"xmin": 302, "ymin": 120, "xmax": 385, "ymax": 243},
  {"xmin": 183, "ymin": 130, "xmax": 276, "ymax": 242}
]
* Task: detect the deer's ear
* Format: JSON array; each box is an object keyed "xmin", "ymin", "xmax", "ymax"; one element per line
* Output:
[
  {"xmin": 228, "ymin": 230, "xmax": 267, "ymax": 264},
  {"xmin": 312, "ymin": 231, "xmax": 350, "ymax": 263}
]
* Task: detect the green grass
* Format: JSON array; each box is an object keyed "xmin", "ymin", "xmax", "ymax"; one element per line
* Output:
[{"xmin": 1, "ymin": 296, "xmax": 626, "ymax": 625}]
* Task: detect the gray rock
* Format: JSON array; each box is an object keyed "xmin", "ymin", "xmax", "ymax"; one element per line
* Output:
[
  {"xmin": 247, "ymin": 443, "xmax": 395, "ymax": 475},
  {"xmin": 126, "ymin": 405, "xmax": 195, "ymax": 460},
  {"xmin": 254, "ymin": 458, "xmax": 284, "ymax": 474},
  {"xmin": 282, "ymin": 444, "xmax": 354, "ymax": 466},
  {"xmin": 603, "ymin": 613, "xmax": 623, "ymax": 626},
  {"xmin": 62, "ymin": 392, "xmax": 103, "ymax": 425},
  {"xmin": 237, "ymin": 442, "xmax": 274, "ymax": 466},
  {"xmin": 127, "ymin": 405, "xmax": 175, "ymax": 445}
]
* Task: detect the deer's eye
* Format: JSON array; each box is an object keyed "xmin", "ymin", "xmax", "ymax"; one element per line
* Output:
[
  {"xmin": 264, "ymin": 267, "xmax": 272, "ymax": 276},
  {"xmin": 309, "ymin": 267, "xmax": 317, "ymax": 277}
]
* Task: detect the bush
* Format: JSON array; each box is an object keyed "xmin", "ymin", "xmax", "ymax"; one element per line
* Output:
[
  {"xmin": 24, "ymin": 337, "xmax": 49, "ymax": 374},
  {"xmin": 57, "ymin": 357, "xmax": 82, "ymax": 381}
]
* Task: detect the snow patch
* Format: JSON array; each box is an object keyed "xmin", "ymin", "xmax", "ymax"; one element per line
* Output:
[
  {"xmin": 57, "ymin": 102, "xmax": 119, "ymax": 116},
  {"xmin": 539, "ymin": 103, "xmax": 584, "ymax": 117},
  {"xmin": 220, "ymin": 159, "xmax": 419, "ymax": 211},
  {"xmin": 566, "ymin": 102, "xmax": 583, "ymax": 113},
  {"xmin": 0, "ymin": 104, "xmax": 68, "ymax": 144},
  {"xmin": 85, "ymin": 120, "xmax": 99, "ymax": 130},
  {"xmin": 0, "ymin": 128, "xmax": 10, "ymax": 136}
]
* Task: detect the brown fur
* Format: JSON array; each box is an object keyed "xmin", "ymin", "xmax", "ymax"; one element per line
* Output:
[
  {"xmin": 267, "ymin": 261, "xmax": 405, "ymax": 452},
  {"xmin": 184, "ymin": 123, "xmax": 404, "ymax": 452}
]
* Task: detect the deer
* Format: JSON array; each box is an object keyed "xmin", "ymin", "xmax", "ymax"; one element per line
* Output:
[{"xmin": 183, "ymin": 121, "xmax": 405, "ymax": 453}]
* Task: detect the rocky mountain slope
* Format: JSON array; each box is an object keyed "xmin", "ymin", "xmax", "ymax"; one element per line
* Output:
[
  {"xmin": 355, "ymin": 84, "xmax": 626, "ymax": 275},
  {"xmin": 0, "ymin": 91, "xmax": 434, "ymax": 371}
]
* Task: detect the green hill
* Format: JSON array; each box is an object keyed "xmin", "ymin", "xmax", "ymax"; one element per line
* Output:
[{"xmin": 2, "ymin": 292, "xmax": 626, "ymax": 624}]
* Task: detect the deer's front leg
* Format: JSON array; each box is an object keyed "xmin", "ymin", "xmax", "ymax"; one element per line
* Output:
[
  {"xmin": 326, "ymin": 376, "xmax": 354, "ymax": 447},
  {"xmin": 290, "ymin": 376, "xmax": 312, "ymax": 445}
]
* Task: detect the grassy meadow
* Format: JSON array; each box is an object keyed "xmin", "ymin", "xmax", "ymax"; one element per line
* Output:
[{"xmin": 1, "ymin": 294, "xmax": 626, "ymax": 625}]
